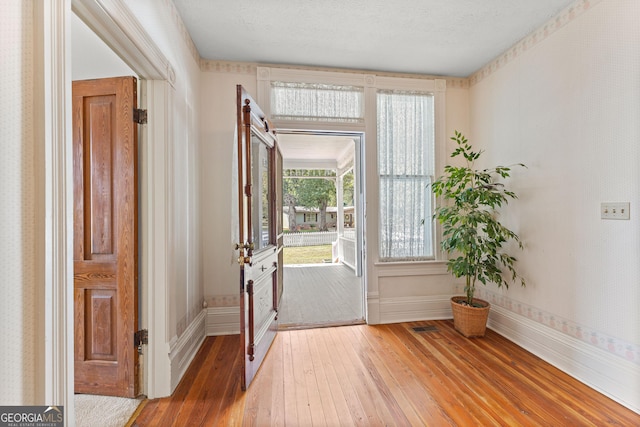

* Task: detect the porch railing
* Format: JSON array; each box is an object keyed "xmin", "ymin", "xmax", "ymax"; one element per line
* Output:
[{"xmin": 284, "ymin": 231, "xmax": 337, "ymax": 247}]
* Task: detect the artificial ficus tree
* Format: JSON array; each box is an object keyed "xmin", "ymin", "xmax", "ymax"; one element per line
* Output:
[{"xmin": 432, "ymin": 131, "xmax": 526, "ymax": 306}]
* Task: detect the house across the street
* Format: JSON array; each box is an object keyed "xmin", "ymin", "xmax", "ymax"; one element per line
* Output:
[{"xmin": 284, "ymin": 206, "xmax": 354, "ymax": 230}]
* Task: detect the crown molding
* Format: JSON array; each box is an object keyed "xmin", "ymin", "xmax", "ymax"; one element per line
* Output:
[
  {"xmin": 469, "ymin": 0, "xmax": 602, "ymax": 86},
  {"xmin": 72, "ymin": 0, "xmax": 176, "ymax": 84},
  {"xmin": 200, "ymin": 59, "xmax": 469, "ymax": 89},
  {"xmin": 163, "ymin": 0, "xmax": 200, "ymax": 66}
]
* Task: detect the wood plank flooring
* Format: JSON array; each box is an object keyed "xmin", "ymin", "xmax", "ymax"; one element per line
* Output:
[
  {"xmin": 133, "ymin": 321, "xmax": 640, "ymax": 426},
  {"xmin": 278, "ymin": 264, "xmax": 364, "ymax": 328}
]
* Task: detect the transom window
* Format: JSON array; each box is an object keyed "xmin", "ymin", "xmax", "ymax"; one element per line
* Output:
[{"xmin": 270, "ymin": 81, "xmax": 364, "ymax": 123}]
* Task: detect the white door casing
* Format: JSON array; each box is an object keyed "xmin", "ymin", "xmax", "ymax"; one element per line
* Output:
[{"xmin": 41, "ymin": 0, "xmax": 178, "ymax": 417}]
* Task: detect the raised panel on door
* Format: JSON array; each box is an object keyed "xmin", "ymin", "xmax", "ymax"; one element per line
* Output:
[
  {"xmin": 243, "ymin": 249, "xmax": 279, "ymax": 384},
  {"xmin": 73, "ymin": 76, "xmax": 139, "ymax": 397}
]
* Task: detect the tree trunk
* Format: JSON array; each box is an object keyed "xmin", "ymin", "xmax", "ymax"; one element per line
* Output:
[
  {"xmin": 319, "ymin": 201, "xmax": 328, "ymax": 231},
  {"xmin": 286, "ymin": 198, "xmax": 297, "ymax": 232}
]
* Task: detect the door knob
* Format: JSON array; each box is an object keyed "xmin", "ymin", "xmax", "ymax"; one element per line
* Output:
[{"xmin": 234, "ymin": 242, "xmax": 254, "ymax": 251}]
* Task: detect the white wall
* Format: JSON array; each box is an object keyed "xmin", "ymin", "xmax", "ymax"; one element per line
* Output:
[
  {"xmin": 119, "ymin": 0, "xmax": 204, "ymax": 394},
  {"xmin": 71, "ymin": 12, "xmax": 135, "ymax": 79},
  {"xmin": 0, "ymin": 0, "xmax": 38, "ymax": 405},
  {"xmin": 469, "ymin": 0, "xmax": 640, "ymax": 411},
  {"xmin": 200, "ymin": 66, "xmax": 258, "ymax": 310}
]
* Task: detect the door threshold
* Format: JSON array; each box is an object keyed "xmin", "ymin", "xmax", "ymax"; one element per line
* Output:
[{"xmin": 278, "ymin": 319, "xmax": 366, "ymax": 331}]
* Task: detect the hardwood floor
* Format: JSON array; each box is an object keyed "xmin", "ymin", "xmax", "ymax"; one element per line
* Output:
[
  {"xmin": 279, "ymin": 264, "xmax": 364, "ymax": 328},
  {"xmin": 133, "ymin": 321, "xmax": 639, "ymax": 426}
]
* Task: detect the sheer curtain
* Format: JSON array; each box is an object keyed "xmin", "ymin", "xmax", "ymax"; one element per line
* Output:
[
  {"xmin": 270, "ymin": 81, "xmax": 364, "ymax": 123},
  {"xmin": 377, "ymin": 91, "xmax": 435, "ymax": 260}
]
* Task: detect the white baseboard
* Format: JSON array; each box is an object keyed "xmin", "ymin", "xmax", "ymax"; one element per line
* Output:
[
  {"xmin": 206, "ymin": 306, "xmax": 240, "ymax": 336},
  {"xmin": 169, "ymin": 309, "xmax": 206, "ymax": 391},
  {"xmin": 378, "ymin": 295, "xmax": 452, "ymax": 324},
  {"xmin": 489, "ymin": 305, "xmax": 640, "ymax": 414},
  {"xmin": 366, "ymin": 292, "xmax": 380, "ymax": 324}
]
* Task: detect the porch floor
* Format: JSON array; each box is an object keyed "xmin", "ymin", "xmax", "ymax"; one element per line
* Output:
[{"xmin": 278, "ymin": 263, "xmax": 364, "ymax": 329}]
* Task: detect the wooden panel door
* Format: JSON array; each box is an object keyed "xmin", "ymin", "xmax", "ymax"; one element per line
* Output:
[
  {"xmin": 236, "ymin": 85, "xmax": 281, "ymax": 390},
  {"xmin": 73, "ymin": 76, "xmax": 139, "ymax": 397}
]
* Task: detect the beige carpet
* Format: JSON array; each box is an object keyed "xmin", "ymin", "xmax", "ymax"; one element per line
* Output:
[{"xmin": 75, "ymin": 394, "xmax": 143, "ymax": 427}]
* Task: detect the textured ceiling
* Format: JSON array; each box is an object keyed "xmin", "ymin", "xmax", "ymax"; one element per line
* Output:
[
  {"xmin": 278, "ymin": 133, "xmax": 356, "ymax": 169},
  {"xmin": 173, "ymin": 0, "xmax": 576, "ymax": 77}
]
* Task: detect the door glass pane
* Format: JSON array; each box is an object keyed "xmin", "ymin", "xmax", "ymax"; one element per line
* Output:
[{"xmin": 251, "ymin": 132, "xmax": 271, "ymax": 250}]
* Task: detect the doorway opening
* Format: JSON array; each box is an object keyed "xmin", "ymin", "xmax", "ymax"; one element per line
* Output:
[
  {"xmin": 277, "ymin": 131, "xmax": 366, "ymax": 329},
  {"xmin": 71, "ymin": 11, "xmax": 144, "ymax": 399}
]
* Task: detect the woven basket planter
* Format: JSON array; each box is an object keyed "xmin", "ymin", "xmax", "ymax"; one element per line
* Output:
[{"xmin": 451, "ymin": 296, "xmax": 491, "ymax": 337}]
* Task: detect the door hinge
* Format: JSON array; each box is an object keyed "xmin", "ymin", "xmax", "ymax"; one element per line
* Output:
[
  {"xmin": 133, "ymin": 108, "xmax": 148, "ymax": 124},
  {"xmin": 134, "ymin": 329, "xmax": 148, "ymax": 354}
]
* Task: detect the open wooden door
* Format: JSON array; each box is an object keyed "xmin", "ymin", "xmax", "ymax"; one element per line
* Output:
[
  {"xmin": 236, "ymin": 85, "xmax": 282, "ymax": 390},
  {"xmin": 73, "ymin": 76, "xmax": 139, "ymax": 397}
]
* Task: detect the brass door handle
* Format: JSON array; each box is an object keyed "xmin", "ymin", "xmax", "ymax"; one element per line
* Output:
[{"xmin": 234, "ymin": 242, "xmax": 255, "ymax": 251}]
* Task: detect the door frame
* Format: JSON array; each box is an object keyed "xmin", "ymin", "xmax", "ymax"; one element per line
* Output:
[
  {"xmin": 38, "ymin": 0, "xmax": 177, "ymax": 412},
  {"xmin": 278, "ymin": 129, "xmax": 368, "ymax": 324}
]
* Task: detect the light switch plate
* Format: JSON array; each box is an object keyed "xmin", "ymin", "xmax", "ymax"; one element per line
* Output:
[{"xmin": 601, "ymin": 202, "xmax": 630, "ymax": 220}]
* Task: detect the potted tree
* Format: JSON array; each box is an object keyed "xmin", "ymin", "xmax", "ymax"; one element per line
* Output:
[{"xmin": 432, "ymin": 131, "xmax": 526, "ymax": 337}]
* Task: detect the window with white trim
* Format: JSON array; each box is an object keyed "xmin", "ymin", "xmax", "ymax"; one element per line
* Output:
[
  {"xmin": 270, "ymin": 81, "xmax": 364, "ymax": 123},
  {"xmin": 377, "ymin": 90, "xmax": 435, "ymax": 261}
]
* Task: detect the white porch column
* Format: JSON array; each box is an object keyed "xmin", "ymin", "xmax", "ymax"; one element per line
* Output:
[
  {"xmin": 335, "ymin": 174, "xmax": 344, "ymax": 263},
  {"xmin": 336, "ymin": 174, "xmax": 344, "ymax": 236}
]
